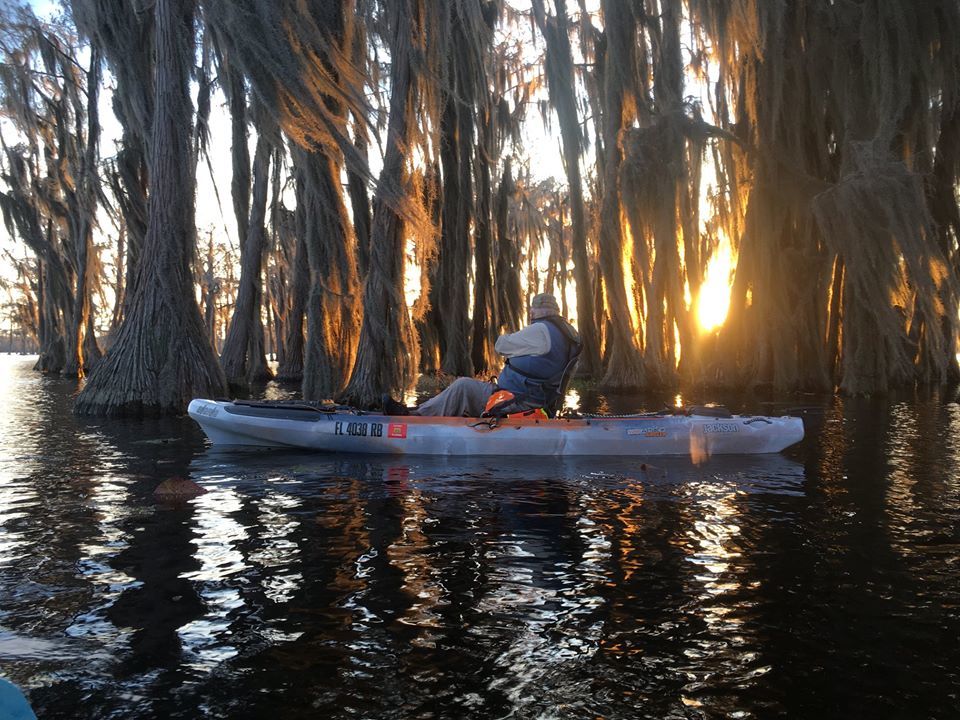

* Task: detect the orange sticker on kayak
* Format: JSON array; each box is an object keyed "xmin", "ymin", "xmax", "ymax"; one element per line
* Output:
[{"xmin": 388, "ymin": 423, "xmax": 407, "ymax": 439}]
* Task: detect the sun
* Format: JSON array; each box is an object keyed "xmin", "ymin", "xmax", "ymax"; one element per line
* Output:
[{"xmin": 697, "ymin": 238, "xmax": 734, "ymax": 332}]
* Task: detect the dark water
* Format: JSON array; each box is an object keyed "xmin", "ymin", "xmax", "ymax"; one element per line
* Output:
[{"xmin": 0, "ymin": 355, "xmax": 958, "ymax": 719}]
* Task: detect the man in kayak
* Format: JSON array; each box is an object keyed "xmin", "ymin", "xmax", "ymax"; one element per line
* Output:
[{"xmin": 382, "ymin": 293, "xmax": 582, "ymax": 417}]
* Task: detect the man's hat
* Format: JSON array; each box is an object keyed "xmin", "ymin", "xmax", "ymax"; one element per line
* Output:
[{"xmin": 530, "ymin": 293, "xmax": 560, "ymax": 315}]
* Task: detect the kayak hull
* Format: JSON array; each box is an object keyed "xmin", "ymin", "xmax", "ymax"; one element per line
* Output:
[{"xmin": 188, "ymin": 399, "xmax": 804, "ymax": 457}]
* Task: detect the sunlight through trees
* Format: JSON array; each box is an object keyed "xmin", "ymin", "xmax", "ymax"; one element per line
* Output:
[{"xmin": 0, "ymin": 0, "xmax": 958, "ymax": 415}]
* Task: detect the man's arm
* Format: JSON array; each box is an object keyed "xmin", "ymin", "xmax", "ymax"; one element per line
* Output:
[{"xmin": 495, "ymin": 323, "xmax": 551, "ymax": 358}]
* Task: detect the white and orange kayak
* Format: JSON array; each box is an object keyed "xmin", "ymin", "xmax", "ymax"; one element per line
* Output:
[{"xmin": 188, "ymin": 399, "xmax": 804, "ymax": 457}]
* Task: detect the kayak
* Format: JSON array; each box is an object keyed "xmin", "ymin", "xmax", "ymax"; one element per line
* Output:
[{"xmin": 188, "ymin": 399, "xmax": 804, "ymax": 457}]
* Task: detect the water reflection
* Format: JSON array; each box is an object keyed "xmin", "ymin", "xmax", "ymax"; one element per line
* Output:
[
  {"xmin": 679, "ymin": 479, "xmax": 768, "ymax": 713},
  {"xmin": 3, "ymin": 356, "xmax": 960, "ymax": 718},
  {"xmin": 386, "ymin": 482, "xmax": 445, "ymax": 648},
  {"xmin": 183, "ymin": 451, "xmax": 807, "ymax": 717}
]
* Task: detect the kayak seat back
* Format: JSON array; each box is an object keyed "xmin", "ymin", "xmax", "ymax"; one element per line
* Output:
[
  {"xmin": 544, "ymin": 352, "xmax": 581, "ymax": 418},
  {"xmin": 684, "ymin": 404, "xmax": 733, "ymax": 418}
]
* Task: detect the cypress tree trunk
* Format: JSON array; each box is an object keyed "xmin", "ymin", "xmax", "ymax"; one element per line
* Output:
[
  {"xmin": 493, "ymin": 160, "xmax": 522, "ymax": 334},
  {"xmin": 346, "ymin": 10, "xmax": 371, "ymax": 278},
  {"xmin": 72, "ymin": 0, "xmax": 154, "ymax": 323},
  {"xmin": 264, "ymin": 159, "xmax": 287, "ymax": 368},
  {"xmin": 814, "ymin": 146, "xmax": 956, "ymax": 394},
  {"xmin": 621, "ymin": 2, "xmax": 691, "ymax": 389},
  {"xmin": 928, "ymin": 101, "xmax": 960, "ymax": 382},
  {"xmin": 295, "ymin": 147, "xmax": 361, "ymax": 400},
  {"xmin": 825, "ymin": 256, "xmax": 844, "ymax": 386},
  {"xmin": 347, "ymin": 129, "xmax": 372, "ymax": 279},
  {"xmin": 63, "ymin": 49, "xmax": 103, "ymax": 378},
  {"xmin": 114, "ymin": 144, "xmax": 148, "ymax": 316},
  {"xmin": 109, "ymin": 225, "xmax": 125, "ymax": 333},
  {"xmin": 226, "ymin": 65, "xmax": 251, "ymax": 264},
  {"xmin": 596, "ymin": 0, "xmax": 644, "ymax": 389},
  {"xmin": 532, "ymin": 0, "xmax": 602, "ymax": 377},
  {"xmin": 37, "ymin": 253, "xmax": 67, "ymax": 373},
  {"xmin": 200, "ymin": 231, "xmax": 217, "ymax": 345},
  {"xmin": 75, "ymin": 0, "xmax": 226, "ymax": 416},
  {"xmin": 341, "ymin": 0, "xmax": 420, "ymax": 408},
  {"xmin": 247, "ymin": 312, "xmax": 271, "ymax": 381},
  {"xmin": 0, "ymin": 151, "xmax": 72, "ymax": 373},
  {"xmin": 655, "ymin": 1, "xmax": 691, "ymax": 386},
  {"xmin": 83, "ymin": 311, "xmax": 102, "ymax": 367},
  {"xmin": 115, "ymin": 138, "xmax": 148, "ymax": 318},
  {"xmin": 276, "ymin": 229, "xmax": 309, "ymax": 382},
  {"xmin": 415, "ymin": 162, "xmax": 443, "ymax": 373},
  {"xmin": 471, "ymin": 110, "xmax": 496, "ymax": 374},
  {"xmin": 220, "ymin": 132, "xmax": 274, "ymax": 387},
  {"xmin": 436, "ymin": 70, "xmax": 473, "ymax": 377},
  {"xmin": 710, "ymin": 2, "xmax": 833, "ymax": 393}
]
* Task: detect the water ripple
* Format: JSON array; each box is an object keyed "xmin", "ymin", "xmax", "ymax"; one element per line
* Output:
[{"xmin": 0, "ymin": 357, "xmax": 959, "ymax": 718}]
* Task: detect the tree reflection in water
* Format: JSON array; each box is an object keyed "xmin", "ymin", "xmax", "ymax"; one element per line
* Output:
[{"xmin": 5, "ymin": 356, "xmax": 960, "ymax": 718}]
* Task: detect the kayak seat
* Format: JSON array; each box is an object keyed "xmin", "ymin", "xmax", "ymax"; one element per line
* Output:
[
  {"xmin": 543, "ymin": 352, "xmax": 581, "ymax": 418},
  {"xmin": 684, "ymin": 404, "xmax": 732, "ymax": 418}
]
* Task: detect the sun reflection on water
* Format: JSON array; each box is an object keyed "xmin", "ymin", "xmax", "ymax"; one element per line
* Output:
[
  {"xmin": 680, "ymin": 479, "xmax": 770, "ymax": 707},
  {"xmin": 247, "ymin": 489, "xmax": 303, "ymax": 604},
  {"xmin": 387, "ymin": 483, "xmax": 446, "ymax": 649},
  {"xmin": 179, "ymin": 488, "xmax": 247, "ymax": 670}
]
